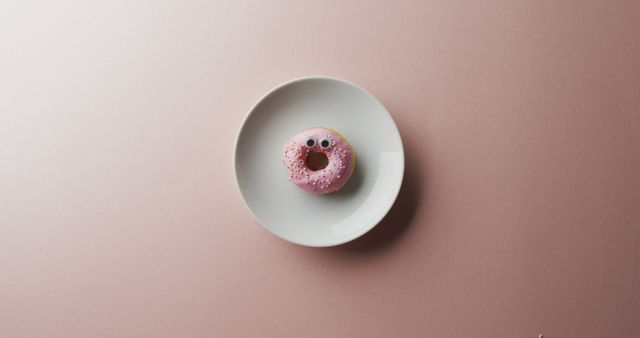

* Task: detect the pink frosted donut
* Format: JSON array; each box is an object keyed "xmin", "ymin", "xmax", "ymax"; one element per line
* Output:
[{"xmin": 283, "ymin": 127, "xmax": 355, "ymax": 195}]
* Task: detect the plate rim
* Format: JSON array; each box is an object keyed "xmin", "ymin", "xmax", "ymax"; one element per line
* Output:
[{"xmin": 233, "ymin": 75, "xmax": 405, "ymax": 247}]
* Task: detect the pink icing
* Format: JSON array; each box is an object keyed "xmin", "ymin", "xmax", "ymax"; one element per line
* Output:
[{"xmin": 283, "ymin": 127, "xmax": 355, "ymax": 195}]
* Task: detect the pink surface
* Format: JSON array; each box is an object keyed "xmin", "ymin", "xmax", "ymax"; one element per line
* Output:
[{"xmin": 1, "ymin": 1, "xmax": 640, "ymax": 337}]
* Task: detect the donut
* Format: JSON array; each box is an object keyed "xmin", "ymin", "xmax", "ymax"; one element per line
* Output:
[{"xmin": 283, "ymin": 127, "xmax": 355, "ymax": 195}]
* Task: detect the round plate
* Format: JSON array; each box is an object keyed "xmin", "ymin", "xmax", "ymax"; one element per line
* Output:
[{"xmin": 234, "ymin": 76, "xmax": 404, "ymax": 247}]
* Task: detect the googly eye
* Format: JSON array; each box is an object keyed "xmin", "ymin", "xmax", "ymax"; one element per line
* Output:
[
  {"xmin": 319, "ymin": 137, "xmax": 332, "ymax": 149},
  {"xmin": 304, "ymin": 137, "xmax": 316, "ymax": 148}
]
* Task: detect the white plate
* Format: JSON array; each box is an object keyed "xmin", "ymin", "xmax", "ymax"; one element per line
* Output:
[{"xmin": 234, "ymin": 76, "xmax": 404, "ymax": 247}]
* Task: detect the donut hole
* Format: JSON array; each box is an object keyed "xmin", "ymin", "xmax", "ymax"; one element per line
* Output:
[{"xmin": 306, "ymin": 151, "xmax": 329, "ymax": 171}]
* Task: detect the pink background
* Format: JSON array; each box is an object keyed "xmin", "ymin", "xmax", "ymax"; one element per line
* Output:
[{"xmin": 2, "ymin": 1, "xmax": 640, "ymax": 337}]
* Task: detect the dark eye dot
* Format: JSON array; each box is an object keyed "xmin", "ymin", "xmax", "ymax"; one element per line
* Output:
[
  {"xmin": 306, "ymin": 139, "xmax": 315, "ymax": 147},
  {"xmin": 321, "ymin": 140, "xmax": 330, "ymax": 148}
]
